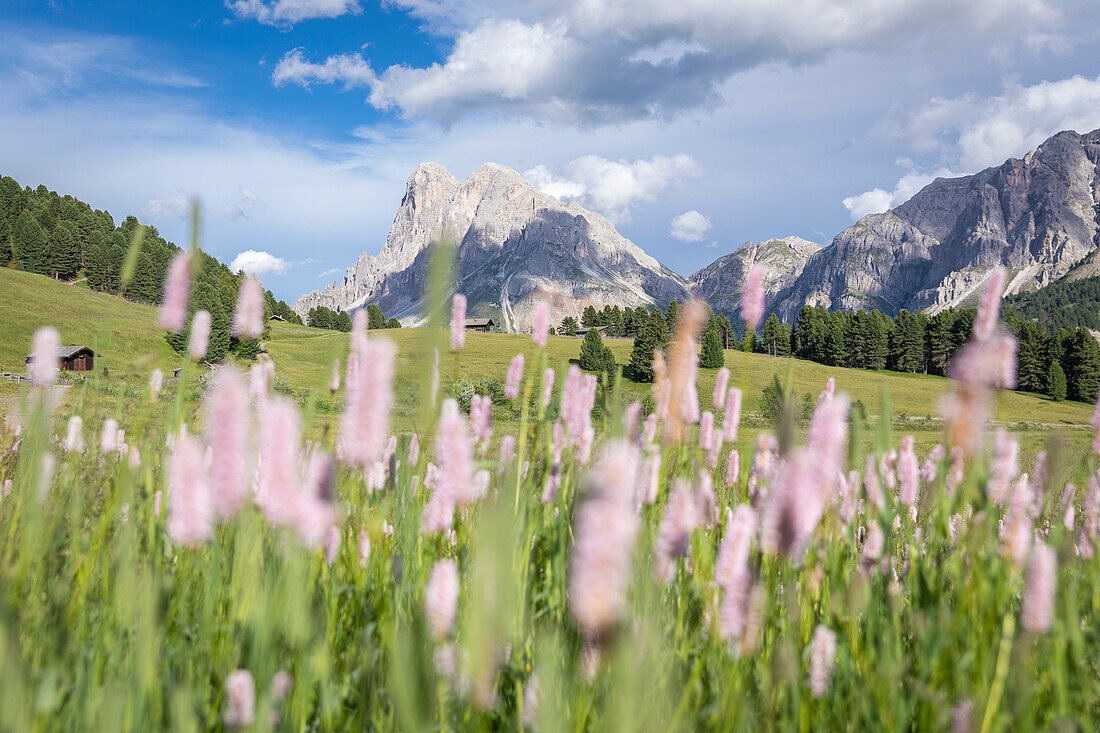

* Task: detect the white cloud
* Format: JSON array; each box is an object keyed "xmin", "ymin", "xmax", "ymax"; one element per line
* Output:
[
  {"xmin": 274, "ymin": 0, "xmax": 1060, "ymax": 123},
  {"xmin": 230, "ymin": 249, "xmax": 290, "ymax": 277},
  {"xmin": 272, "ymin": 49, "xmax": 376, "ymax": 89},
  {"xmin": 879, "ymin": 74, "xmax": 1100, "ymax": 171},
  {"xmin": 315, "ymin": 267, "xmax": 340, "ymax": 279},
  {"xmin": 144, "ymin": 194, "xmax": 191, "ymax": 220},
  {"xmin": 523, "ymin": 154, "xmax": 700, "ymax": 223},
  {"xmin": 222, "ymin": 188, "xmax": 265, "ymax": 220},
  {"xmin": 226, "ymin": 0, "xmax": 361, "ymax": 26},
  {"xmin": 669, "ymin": 210, "xmax": 712, "ymax": 242},
  {"xmin": 842, "ymin": 167, "xmax": 959, "ymax": 220}
]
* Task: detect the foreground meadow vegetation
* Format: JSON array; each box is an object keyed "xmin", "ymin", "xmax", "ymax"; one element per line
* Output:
[{"xmin": 0, "ymin": 248, "xmax": 1098, "ymax": 731}]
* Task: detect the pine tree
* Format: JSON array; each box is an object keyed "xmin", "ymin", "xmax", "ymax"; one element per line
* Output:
[
  {"xmin": 665, "ymin": 301, "xmax": 680, "ymax": 333},
  {"xmin": 1047, "ymin": 360, "xmax": 1067, "ymax": 402},
  {"xmin": 385, "ymin": 317, "xmax": 401, "ymax": 329},
  {"xmin": 1066, "ymin": 328, "xmax": 1100, "ymax": 403},
  {"xmin": 367, "ymin": 303, "xmax": 386, "ymax": 329},
  {"xmin": 13, "ymin": 210, "xmax": 48, "ymax": 274},
  {"xmin": 761, "ymin": 314, "xmax": 783, "ymax": 356},
  {"xmin": 558, "ymin": 317, "xmax": 578, "ymax": 335},
  {"xmin": 581, "ymin": 306, "xmax": 599, "ymax": 328},
  {"xmin": 579, "ymin": 328, "xmax": 607, "ymax": 371},
  {"xmin": 629, "ymin": 313, "xmax": 667, "ymax": 382},
  {"xmin": 699, "ymin": 324, "xmax": 725, "ymax": 368},
  {"xmin": 925, "ymin": 311, "xmax": 955, "ymax": 376},
  {"xmin": 336, "ymin": 311, "xmax": 353, "ymax": 332},
  {"xmin": 48, "ymin": 224, "xmax": 80, "ymax": 280}
]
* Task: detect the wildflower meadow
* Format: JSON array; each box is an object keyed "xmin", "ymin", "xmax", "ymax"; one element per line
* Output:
[{"xmin": 0, "ymin": 244, "xmax": 1098, "ymax": 732}]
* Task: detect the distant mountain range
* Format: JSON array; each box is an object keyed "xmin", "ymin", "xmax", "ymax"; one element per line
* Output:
[{"xmin": 294, "ymin": 128, "xmax": 1100, "ymax": 329}]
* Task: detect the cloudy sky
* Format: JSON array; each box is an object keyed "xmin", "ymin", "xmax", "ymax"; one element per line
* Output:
[{"xmin": 2, "ymin": 1, "xmax": 1100, "ymax": 303}]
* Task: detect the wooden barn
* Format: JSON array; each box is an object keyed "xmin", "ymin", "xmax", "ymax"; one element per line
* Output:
[
  {"xmin": 25, "ymin": 345, "xmax": 97, "ymax": 373},
  {"xmin": 463, "ymin": 318, "xmax": 495, "ymax": 332}
]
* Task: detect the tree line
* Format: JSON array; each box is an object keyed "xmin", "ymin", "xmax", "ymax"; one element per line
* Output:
[
  {"xmin": 306, "ymin": 303, "xmax": 401, "ymax": 332},
  {"xmin": 0, "ymin": 174, "xmax": 303, "ymax": 362}
]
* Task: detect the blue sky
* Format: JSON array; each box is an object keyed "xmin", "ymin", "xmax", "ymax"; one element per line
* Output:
[{"xmin": 2, "ymin": 1, "xmax": 1100, "ymax": 304}]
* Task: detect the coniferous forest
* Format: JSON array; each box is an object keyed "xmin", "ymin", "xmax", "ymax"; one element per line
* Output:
[{"xmin": 0, "ymin": 174, "xmax": 302, "ymax": 360}]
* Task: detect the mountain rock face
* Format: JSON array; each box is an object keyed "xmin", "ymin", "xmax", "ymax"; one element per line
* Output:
[
  {"xmin": 769, "ymin": 129, "xmax": 1100, "ymax": 319},
  {"xmin": 687, "ymin": 236, "xmax": 820, "ymax": 317},
  {"xmin": 293, "ymin": 163, "xmax": 690, "ymax": 331}
]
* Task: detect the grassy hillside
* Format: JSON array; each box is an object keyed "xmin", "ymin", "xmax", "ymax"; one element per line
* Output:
[
  {"xmin": 0, "ymin": 268, "xmax": 1093, "ymax": 454},
  {"xmin": 0, "ymin": 268, "xmax": 179, "ymax": 378}
]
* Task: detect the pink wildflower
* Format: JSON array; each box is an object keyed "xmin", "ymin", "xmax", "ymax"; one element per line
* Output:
[
  {"xmin": 351, "ymin": 310, "xmax": 368, "ymax": 354},
  {"xmin": 713, "ymin": 367, "xmax": 730, "ymax": 410},
  {"xmin": 167, "ymin": 431, "xmax": 212, "ymax": 546},
  {"xmin": 421, "ymin": 399, "xmax": 476, "ymax": 533},
  {"xmin": 63, "ymin": 415, "xmax": 83, "ymax": 453},
  {"xmin": 223, "ymin": 670, "xmax": 255, "ymax": 728},
  {"xmin": 640, "ymin": 446, "xmax": 661, "ymax": 505},
  {"xmin": 987, "ymin": 428, "xmax": 1018, "ymax": 504},
  {"xmin": 740, "ymin": 265, "xmax": 765, "ymax": 332},
  {"xmin": 715, "ymin": 505, "xmax": 756, "ymax": 643},
  {"xmin": 499, "ymin": 434, "xmax": 516, "ymax": 465},
  {"xmin": 569, "ymin": 440, "xmax": 640, "ymax": 638},
  {"xmin": 1091, "ymin": 393, "xmax": 1100, "ymax": 455},
  {"xmin": 450, "ymin": 294, "xmax": 466, "ymax": 349},
  {"xmin": 655, "ymin": 480, "xmax": 701, "ymax": 583},
  {"xmin": 408, "ymin": 433, "xmax": 420, "ymax": 466},
  {"xmin": 340, "ymin": 337, "xmax": 395, "ymax": 467},
  {"xmin": 188, "ymin": 309, "xmax": 211, "ymax": 360},
  {"xmin": 256, "ymin": 397, "xmax": 302, "ymax": 526},
  {"xmin": 699, "ymin": 411, "xmax": 714, "ymax": 452},
  {"xmin": 30, "ymin": 327, "xmax": 60, "ymax": 387},
  {"xmin": 100, "ymin": 417, "xmax": 119, "ymax": 453},
  {"xmin": 897, "ymin": 436, "xmax": 919, "ymax": 507},
  {"xmin": 644, "ymin": 413, "xmax": 658, "ymax": 444},
  {"xmin": 532, "ymin": 302, "xmax": 549, "ymax": 348},
  {"xmin": 325, "ymin": 526, "xmax": 341, "ymax": 564},
  {"xmin": 920, "ymin": 444, "xmax": 945, "ymax": 483},
  {"xmin": 232, "ymin": 276, "xmax": 264, "ymax": 339},
  {"xmin": 541, "ymin": 367, "xmax": 555, "ymax": 408},
  {"xmin": 623, "ymin": 401, "xmax": 642, "ymax": 437},
  {"xmin": 329, "ymin": 360, "xmax": 340, "ymax": 393},
  {"xmin": 159, "ymin": 251, "xmax": 191, "ymax": 333},
  {"xmin": 425, "ymin": 559, "xmax": 460, "ymax": 641},
  {"xmin": 149, "ymin": 368, "xmax": 163, "ymax": 399},
  {"xmin": 1001, "ymin": 475, "xmax": 1033, "ymax": 566},
  {"xmin": 808, "ymin": 625, "xmax": 837, "ymax": 698},
  {"xmin": 725, "ymin": 449, "xmax": 740, "ymax": 489},
  {"xmin": 1021, "ymin": 543, "xmax": 1056, "ymax": 633},
  {"xmin": 666, "ymin": 299, "xmax": 706, "ymax": 441},
  {"xmin": 973, "ymin": 267, "xmax": 1006, "ymax": 341},
  {"xmin": 296, "ymin": 452, "xmax": 337, "ymax": 547},
  {"xmin": 722, "ymin": 387, "xmax": 742, "ymax": 442},
  {"xmin": 505, "ymin": 353, "xmax": 524, "ymax": 399},
  {"xmin": 206, "ymin": 367, "xmax": 251, "ymax": 519},
  {"xmin": 358, "ymin": 530, "xmax": 371, "ymax": 567}
]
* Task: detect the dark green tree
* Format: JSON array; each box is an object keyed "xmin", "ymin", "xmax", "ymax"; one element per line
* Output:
[
  {"xmin": 1047, "ymin": 360, "xmax": 1067, "ymax": 402},
  {"xmin": 629, "ymin": 313, "xmax": 668, "ymax": 382},
  {"xmin": 13, "ymin": 209, "xmax": 48, "ymax": 274},
  {"xmin": 579, "ymin": 328, "xmax": 607, "ymax": 371},
  {"xmin": 367, "ymin": 303, "xmax": 386, "ymax": 329},
  {"xmin": 48, "ymin": 224, "xmax": 80, "ymax": 279},
  {"xmin": 558, "ymin": 316, "xmax": 578, "ymax": 335},
  {"xmin": 1065, "ymin": 328, "xmax": 1100, "ymax": 403},
  {"xmin": 385, "ymin": 317, "xmax": 402, "ymax": 329},
  {"xmin": 581, "ymin": 306, "xmax": 599, "ymax": 328},
  {"xmin": 699, "ymin": 323, "xmax": 725, "ymax": 368},
  {"xmin": 335, "ymin": 311, "xmax": 353, "ymax": 332}
]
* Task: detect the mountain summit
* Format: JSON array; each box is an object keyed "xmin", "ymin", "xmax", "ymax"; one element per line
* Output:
[{"xmin": 293, "ymin": 162, "xmax": 690, "ymax": 330}]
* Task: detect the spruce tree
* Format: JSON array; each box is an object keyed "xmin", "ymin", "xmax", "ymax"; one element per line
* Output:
[
  {"xmin": 1047, "ymin": 360, "xmax": 1067, "ymax": 402},
  {"xmin": 761, "ymin": 314, "xmax": 782, "ymax": 356},
  {"xmin": 386, "ymin": 317, "xmax": 401, "ymax": 329},
  {"xmin": 581, "ymin": 306, "xmax": 599, "ymax": 328},
  {"xmin": 579, "ymin": 328, "xmax": 606, "ymax": 371},
  {"xmin": 367, "ymin": 303, "xmax": 386, "ymax": 329},
  {"xmin": 699, "ymin": 324, "xmax": 725, "ymax": 368},
  {"xmin": 665, "ymin": 301, "xmax": 680, "ymax": 333},
  {"xmin": 629, "ymin": 313, "xmax": 667, "ymax": 382},
  {"xmin": 558, "ymin": 317, "xmax": 578, "ymax": 335},
  {"xmin": 1066, "ymin": 328, "xmax": 1100, "ymax": 402},
  {"xmin": 13, "ymin": 210, "xmax": 48, "ymax": 274},
  {"xmin": 49, "ymin": 225, "xmax": 80, "ymax": 280}
]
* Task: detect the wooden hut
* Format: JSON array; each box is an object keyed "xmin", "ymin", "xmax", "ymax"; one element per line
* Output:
[
  {"xmin": 269, "ymin": 314, "xmax": 288, "ymax": 323},
  {"xmin": 573, "ymin": 326, "xmax": 608, "ymax": 338},
  {"xmin": 463, "ymin": 318, "xmax": 495, "ymax": 332},
  {"xmin": 25, "ymin": 345, "xmax": 97, "ymax": 373}
]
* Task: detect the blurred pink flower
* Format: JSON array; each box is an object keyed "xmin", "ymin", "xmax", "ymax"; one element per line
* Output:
[
  {"xmin": 532, "ymin": 302, "xmax": 549, "ymax": 348},
  {"xmin": 421, "ymin": 399, "xmax": 476, "ymax": 533},
  {"xmin": 722, "ymin": 387, "xmax": 742, "ymax": 442},
  {"xmin": 713, "ymin": 367, "xmax": 730, "ymax": 410},
  {"xmin": 655, "ymin": 480, "xmax": 700, "ymax": 583},
  {"xmin": 897, "ymin": 436, "xmax": 919, "ymax": 507},
  {"xmin": 408, "ymin": 433, "xmax": 420, "ymax": 466},
  {"xmin": 973, "ymin": 267, "xmax": 1006, "ymax": 341},
  {"xmin": 725, "ymin": 449, "xmax": 740, "ymax": 489},
  {"xmin": 100, "ymin": 417, "xmax": 119, "ymax": 453},
  {"xmin": 425, "ymin": 559, "xmax": 460, "ymax": 641},
  {"xmin": 206, "ymin": 367, "xmax": 251, "ymax": 519},
  {"xmin": 505, "ymin": 353, "xmax": 524, "ymax": 399},
  {"xmin": 569, "ymin": 440, "xmax": 640, "ymax": 638},
  {"xmin": 223, "ymin": 670, "xmax": 255, "ymax": 728},
  {"xmin": 450, "ymin": 294, "xmax": 466, "ymax": 349},
  {"xmin": 257, "ymin": 397, "xmax": 302, "ymax": 526},
  {"xmin": 329, "ymin": 360, "xmax": 341, "ymax": 393},
  {"xmin": 167, "ymin": 431, "xmax": 212, "ymax": 546},
  {"xmin": 149, "ymin": 368, "xmax": 164, "ymax": 399},
  {"xmin": 232, "ymin": 276, "xmax": 264, "ymax": 339},
  {"xmin": 541, "ymin": 367, "xmax": 555, "ymax": 408},
  {"xmin": 740, "ymin": 266, "xmax": 764, "ymax": 332},
  {"xmin": 808, "ymin": 625, "xmax": 837, "ymax": 698},
  {"xmin": 1021, "ymin": 543, "xmax": 1056, "ymax": 633},
  {"xmin": 715, "ymin": 505, "xmax": 756, "ymax": 642},
  {"xmin": 63, "ymin": 415, "xmax": 83, "ymax": 453},
  {"xmin": 159, "ymin": 251, "xmax": 191, "ymax": 333},
  {"xmin": 30, "ymin": 327, "xmax": 60, "ymax": 387},
  {"xmin": 340, "ymin": 337, "xmax": 395, "ymax": 467},
  {"xmin": 189, "ymin": 309, "xmax": 211, "ymax": 360},
  {"xmin": 699, "ymin": 411, "xmax": 714, "ymax": 452}
]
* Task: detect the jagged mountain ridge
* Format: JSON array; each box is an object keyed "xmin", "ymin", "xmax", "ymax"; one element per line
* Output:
[
  {"xmin": 768, "ymin": 128, "xmax": 1100, "ymax": 320},
  {"xmin": 293, "ymin": 162, "xmax": 690, "ymax": 331},
  {"xmin": 296, "ymin": 127, "xmax": 1100, "ymax": 332}
]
